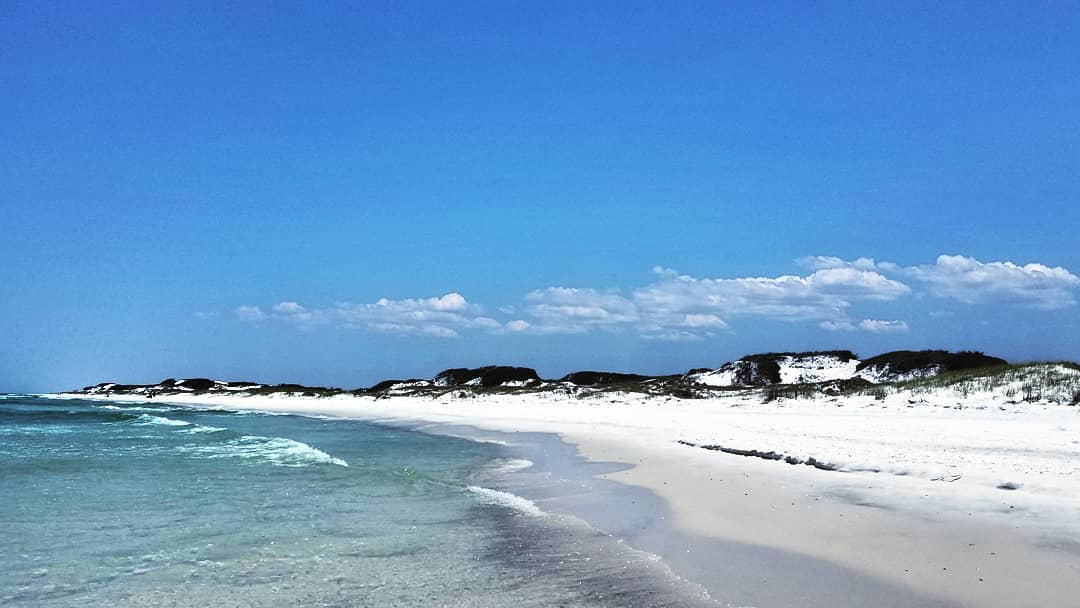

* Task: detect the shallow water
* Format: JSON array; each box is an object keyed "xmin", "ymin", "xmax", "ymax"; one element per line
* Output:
[{"xmin": 0, "ymin": 396, "xmax": 711, "ymax": 607}]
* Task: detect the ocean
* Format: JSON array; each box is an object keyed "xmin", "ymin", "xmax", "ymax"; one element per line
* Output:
[{"xmin": 0, "ymin": 395, "xmax": 712, "ymax": 607}]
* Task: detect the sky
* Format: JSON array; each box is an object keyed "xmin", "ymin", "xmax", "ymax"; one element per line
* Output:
[{"xmin": 2, "ymin": 2, "xmax": 1079, "ymax": 392}]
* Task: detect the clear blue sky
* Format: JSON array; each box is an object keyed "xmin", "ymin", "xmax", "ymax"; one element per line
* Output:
[{"xmin": 3, "ymin": 2, "xmax": 1079, "ymax": 392}]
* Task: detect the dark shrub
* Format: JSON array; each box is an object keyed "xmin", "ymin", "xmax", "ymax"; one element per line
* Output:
[
  {"xmin": 177, "ymin": 378, "xmax": 216, "ymax": 391},
  {"xmin": 560, "ymin": 371, "xmax": 654, "ymax": 386},
  {"xmin": 365, "ymin": 379, "xmax": 426, "ymax": 393},
  {"xmin": 857, "ymin": 350, "xmax": 1007, "ymax": 375},
  {"xmin": 434, "ymin": 366, "xmax": 541, "ymax": 387}
]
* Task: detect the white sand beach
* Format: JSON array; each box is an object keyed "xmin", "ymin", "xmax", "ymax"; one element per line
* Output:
[{"xmin": 61, "ymin": 387, "xmax": 1080, "ymax": 607}]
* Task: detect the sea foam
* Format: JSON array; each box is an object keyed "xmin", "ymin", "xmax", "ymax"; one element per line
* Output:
[
  {"xmin": 179, "ymin": 424, "xmax": 229, "ymax": 434},
  {"xmin": 132, "ymin": 414, "xmax": 192, "ymax": 427},
  {"xmin": 180, "ymin": 434, "xmax": 349, "ymax": 468},
  {"xmin": 467, "ymin": 486, "xmax": 546, "ymax": 517},
  {"xmin": 486, "ymin": 458, "xmax": 534, "ymax": 475}
]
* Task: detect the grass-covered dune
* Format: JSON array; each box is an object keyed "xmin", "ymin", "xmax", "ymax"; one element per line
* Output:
[
  {"xmin": 856, "ymin": 350, "xmax": 1008, "ymax": 377},
  {"xmin": 885, "ymin": 362, "xmax": 1080, "ymax": 405},
  {"xmin": 73, "ymin": 352, "xmax": 1080, "ymax": 405},
  {"xmin": 559, "ymin": 371, "xmax": 674, "ymax": 386}
]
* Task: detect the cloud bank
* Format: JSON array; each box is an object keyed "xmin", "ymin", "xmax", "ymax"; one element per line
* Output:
[
  {"xmin": 231, "ymin": 254, "xmax": 1078, "ymax": 339},
  {"xmin": 905, "ymin": 255, "xmax": 1079, "ymax": 310},
  {"xmin": 234, "ymin": 293, "xmax": 515, "ymax": 338},
  {"xmin": 800, "ymin": 254, "xmax": 1078, "ymax": 310},
  {"xmin": 517, "ymin": 265, "xmax": 909, "ymax": 339}
]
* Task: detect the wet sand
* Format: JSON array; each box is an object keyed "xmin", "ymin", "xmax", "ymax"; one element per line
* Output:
[{"xmin": 455, "ymin": 424, "xmax": 955, "ymax": 608}]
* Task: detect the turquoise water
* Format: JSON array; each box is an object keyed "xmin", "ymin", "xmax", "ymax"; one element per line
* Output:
[{"xmin": 0, "ymin": 396, "xmax": 710, "ymax": 607}]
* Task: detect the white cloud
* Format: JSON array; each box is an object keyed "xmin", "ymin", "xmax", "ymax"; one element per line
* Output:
[
  {"xmin": 641, "ymin": 329, "xmax": 706, "ymax": 342},
  {"xmin": 521, "ymin": 287, "xmax": 639, "ymax": 334},
  {"xmin": 824, "ymin": 318, "xmax": 911, "ymax": 333},
  {"xmin": 805, "ymin": 267, "xmax": 911, "ymax": 300},
  {"xmin": 428, "ymin": 292, "xmax": 468, "ymax": 311},
  {"xmin": 233, "ymin": 305, "xmax": 268, "ymax": 322},
  {"xmin": 272, "ymin": 302, "xmax": 306, "ymax": 314},
  {"xmin": 229, "ymin": 254, "xmax": 1078, "ymax": 340},
  {"xmin": 369, "ymin": 322, "xmax": 461, "ymax": 338},
  {"xmin": 681, "ymin": 313, "xmax": 727, "ymax": 328},
  {"xmin": 633, "ymin": 266, "xmax": 906, "ymax": 320},
  {"xmin": 797, "ymin": 256, "xmax": 900, "ymax": 273},
  {"xmin": 518, "ymin": 265, "xmax": 908, "ymax": 338},
  {"xmin": 340, "ymin": 293, "xmax": 503, "ymax": 336},
  {"xmin": 635, "ymin": 274, "xmax": 821, "ymax": 322},
  {"xmin": 505, "ymin": 319, "xmax": 531, "ymax": 332},
  {"xmin": 235, "ymin": 293, "xmax": 500, "ymax": 338},
  {"xmin": 903, "ymin": 255, "xmax": 1080, "ymax": 310},
  {"xmin": 858, "ymin": 319, "xmax": 910, "ymax": 333},
  {"xmin": 271, "ymin": 301, "xmax": 322, "ymax": 326},
  {"xmin": 805, "ymin": 254, "xmax": 1079, "ymax": 309}
]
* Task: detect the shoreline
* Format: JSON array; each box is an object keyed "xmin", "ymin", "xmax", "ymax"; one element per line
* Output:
[
  {"xmin": 450, "ymin": 423, "xmax": 947, "ymax": 608},
  {"xmin": 54, "ymin": 391, "xmax": 1080, "ymax": 607}
]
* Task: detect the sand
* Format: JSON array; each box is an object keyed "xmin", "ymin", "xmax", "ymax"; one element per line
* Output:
[{"xmin": 58, "ymin": 389, "xmax": 1080, "ymax": 607}]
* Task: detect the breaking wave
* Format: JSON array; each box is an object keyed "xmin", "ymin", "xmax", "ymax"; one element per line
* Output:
[
  {"xmin": 467, "ymin": 486, "xmax": 546, "ymax": 517},
  {"xmin": 179, "ymin": 424, "xmax": 229, "ymax": 434},
  {"xmin": 179, "ymin": 434, "xmax": 349, "ymax": 468},
  {"xmin": 102, "ymin": 404, "xmax": 175, "ymax": 413},
  {"xmin": 132, "ymin": 414, "xmax": 192, "ymax": 427},
  {"xmin": 87, "ymin": 404, "xmax": 349, "ymax": 468}
]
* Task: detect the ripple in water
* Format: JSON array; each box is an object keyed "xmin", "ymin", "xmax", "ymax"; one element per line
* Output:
[{"xmin": 1, "ymin": 396, "xmax": 712, "ymax": 607}]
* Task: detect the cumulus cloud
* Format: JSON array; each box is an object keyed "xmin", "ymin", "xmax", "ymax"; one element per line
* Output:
[
  {"xmin": 428, "ymin": 292, "xmax": 468, "ymax": 311},
  {"xmin": 521, "ymin": 288, "xmax": 639, "ymax": 334},
  {"xmin": 858, "ymin": 319, "xmax": 910, "ymax": 333},
  {"xmin": 337, "ymin": 293, "xmax": 503, "ymax": 336},
  {"xmin": 270, "ymin": 301, "xmax": 322, "ymax": 326},
  {"xmin": 518, "ymin": 265, "xmax": 908, "ymax": 338},
  {"xmin": 804, "ymin": 267, "xmax": 910, "ymax": 300},
  {"xmin": 903, "ymin": 255, "xmax": 1080, "ymax": 310},
  {"xmin": 504, "ymin": 319, "xmax": 531, "ymax": 332},
  {"xmin": 369, "ymin": 322, "xmax": 461, "ymax": 338},
  {"xmin": 235, "ymin": 293, "xmax": 501, "ymax": 338},
  {"xmin": 806, "ymin": 254, "xmax": 1079, "ymax": 309},
  {"xmin": 233, "ymin": 305, "xmax": 268, "ymax": 322},
  {"xmin": 273, "ymin": 302, "xmax": 306, "ymax": 314},
  {"xmin": 229, "ymin": 254, "xmax": 1077, "ymax": 340},
  {"xmin": 822, "ymin": 317, "xmax": 910, "ymax": 333},
  {"xmin": 797, "ymin": 256, "xmax": 900, "ymax": 273},
  {"xmin": 511, "ymin": 252, "xmax": 1076, "ymax": 338},
  {"xmin": 681, "ymin": 313, "xmax": 727, "ymax": 328}
]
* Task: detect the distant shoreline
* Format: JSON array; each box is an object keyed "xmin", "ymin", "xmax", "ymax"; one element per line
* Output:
[{"xmin": 67, "ymin": 349, "xmax": 1079, "ymax": 405}]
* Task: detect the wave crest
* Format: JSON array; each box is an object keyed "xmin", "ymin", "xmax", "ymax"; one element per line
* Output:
[
  {"xmin": 467, "ymin": 486, "xmax": 546, "ymax": 517},
  {"xmin": 132, "ymin": 414, "xmax": 192, "ymax": 427},
  {"xmin": 486, "ymin": 458, "xmax": 534, "ymax": 475},
  {"xmin": 179, "ymin": 435, "xmax": 348, "ymax": 468}
]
